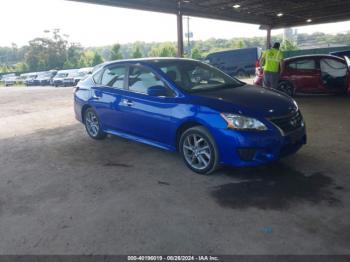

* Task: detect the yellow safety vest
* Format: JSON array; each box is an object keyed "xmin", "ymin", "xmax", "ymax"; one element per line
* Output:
[{"xmin": 262, "ymin": 48, "xmax": 283, "ymax": 73}]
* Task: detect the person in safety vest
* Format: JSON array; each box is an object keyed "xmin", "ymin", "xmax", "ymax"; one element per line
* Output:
[{"xmin": 260, "ymin": 42, "xmax": 283, "ymax": 90}]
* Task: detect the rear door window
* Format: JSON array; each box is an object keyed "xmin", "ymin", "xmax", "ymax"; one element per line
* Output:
[
  {"xmin": 128, "ymin": 66, "xmax": 174, "ymax": 96},
  {"xmin": 288, "ymin": 59, "xmax": 316, "ymax": 70},
  {"xmin": 101, "ymin": 65, "xmax": 126, "ymax": 89}
]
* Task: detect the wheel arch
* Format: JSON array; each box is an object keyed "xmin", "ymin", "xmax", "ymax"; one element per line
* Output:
[
  {"xmin": 278, "ymin": 79, "xmax": 296, "ymax": 95},
  {"xmin": 175, "ymin": 119, "xmax": 213, "ymax": 151},
  {"xmin": 81, "ymin": 104, "xmax": 92, "ymax": 123}
]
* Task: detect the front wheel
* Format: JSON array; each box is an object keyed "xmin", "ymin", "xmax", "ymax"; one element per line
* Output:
[
  {"xmin": 179, "ymin": 126, "xmax": 219, "ymax": 175},
  {"xmin": 278, "ymin": 81, "xmax": 295, "ymax": 97},
  {"xmin": 84, "ymin": 108, "xmax": 106, "ymax": 140}
]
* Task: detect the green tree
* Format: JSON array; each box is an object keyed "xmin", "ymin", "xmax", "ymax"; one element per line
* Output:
[
  {"xmin": 15, "ymin": 62, "xmax": 28, "ymax": 72},
  {"xmin": 110, "ymin": 43, "xmax": 123, "ymax": 60},
  {"xmin": 0, "ymin": 64, "xmax": 14, "ymax": 73},
  {"xmin": 132, "ymin": 46, "xmax": 143, "ymax": 58},
  {"xmin": 237, "ymin": 40, "xmax": 245, "ymax": 48},
  {"xmin": 191, "ymin": 47, "xmax": 203, "ymax": 60},
  {"xmin": 281, "ymin": 40, "xmax": 298, "ymax": 51},
  {"xmin": 92, "ymin": 52, "xmax": 104, "ymax": 66},
  {"xmin": 63, "ymin": 43, "xmax": 84, "ymax": 69},
  {"xmin": 78, "ymin": 50, "xmax": 93, "ymax": 67},
  {"xmin": 24, "ymin": 29, "xmax": 68, "ymax": 71},
  {"xmin": 49, "ymin": 29, "xmax": 68, "ymax": 69},
  {"xmin": 149, "ymin": 43, "xmax": 177, "ymax": 57}
]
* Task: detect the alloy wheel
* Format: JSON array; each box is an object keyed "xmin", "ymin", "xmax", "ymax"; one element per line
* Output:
[
  {"xmin": 183, "ymin": 134, "xmax": 212, "ymax": 170},
  {"xmin": 85, "ymin": 111, "xmax": 100, "ymax": 137}
]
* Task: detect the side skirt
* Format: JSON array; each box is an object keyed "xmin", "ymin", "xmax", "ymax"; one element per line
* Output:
[{"xmin": 104, "ymin": 129, "xmax": 176, "ymax": 152}]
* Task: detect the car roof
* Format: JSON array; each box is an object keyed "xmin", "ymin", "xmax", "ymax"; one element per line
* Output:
[
  {"xmin": 284, "ymin": 54, "xmax": 345, "ymax": 62},
  {"xmin": 101, "ymin": 57, "xmax": 200, "ymax": 68},
  {"xmin": 78, "ymin": 67, "xmax": 93, "ymax": 72},
  {"xmin": 57, "ymin": 69, "xmax": 78, "ymax": 73}
]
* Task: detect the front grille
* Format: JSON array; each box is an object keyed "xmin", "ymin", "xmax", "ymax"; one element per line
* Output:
[{"xmin": 269, "ymin": 111, "xmax": 303, "ymax": 134}]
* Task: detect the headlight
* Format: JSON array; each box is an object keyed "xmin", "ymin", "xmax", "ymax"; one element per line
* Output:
[{"xmin": 221, "ymin": 113, "xmax": 267, "ymax": 131}]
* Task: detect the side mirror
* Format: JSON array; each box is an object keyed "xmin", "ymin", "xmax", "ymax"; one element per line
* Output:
[{"xmin": 147, "ymin": 85, "xmax": 169, "ymax": 97}]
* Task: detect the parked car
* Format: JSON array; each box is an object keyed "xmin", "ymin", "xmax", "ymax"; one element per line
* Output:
[
  {"xmin": 74, "ymin": 58, "xmax": 306, "ymax": 174},
  {"xmin": 63, "ymin": 68, "xmax": 93, "ymax": 86},
  {"xmin": 1, "ymin": 73, "xmax": 15, "ymax": 80},
  {"xmin": 254, "ymin": 55, "xmax": 350, "ymax": 96},
  {"xmin": 24, "ymin": 73, "xmax": 39, "ymax": 86},
  {"xmin": 19, "ymin": 73, "xmax": 32, "ymax": 85},
  {"xmin": 329, "ymin": 50, "xmax": 350, "ymax": 59},
  {"xmin": 62, "ymin": 69, "xmax": 79, "ymax": 87},
  {"xmin": 4, "ymin": 75, "xmax": 18, "ymax": 86},
  {"xmin": 37, "ymin": 70, "xmax": 57, "ymax": 86},
  {"xmin": 53, "ymin": 70, "xmax": 74, "ymax": 87},
  {"xmin": 205, "ymin": 47, "xmax": 262, "ymax": 78},
  {"xmin": 1, "ymin": 73, "xmax": 15, "ymax": 86},
  {"xmin": 74, "ymin": 67, "xmax": 93, "ymax": 85}
]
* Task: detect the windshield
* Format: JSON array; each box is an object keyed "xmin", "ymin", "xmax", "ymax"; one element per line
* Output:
[
  {"xmin": 37, "ymin": 72, "xmax": 51, "ymax": 78},
  {"xmin": 78, "ymin": 71, "xmax": 87, "ymax": 77},
  {"xmin": 151, "ymin": 60, "xmax": 244, "ymax": 93},
  {"xmin": 57, "ymin": 73, "xmax": 68, "ymax": 78}
]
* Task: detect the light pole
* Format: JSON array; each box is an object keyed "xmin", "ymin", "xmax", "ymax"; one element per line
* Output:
[{"xmin": 185, "ymin": 16, "xmax": 193, "ymax": 57}]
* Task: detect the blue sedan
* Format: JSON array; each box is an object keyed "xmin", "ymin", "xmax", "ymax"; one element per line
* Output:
[{"xmin": 74, "ymin": 58, "xmax": 306, "ymax": 174}]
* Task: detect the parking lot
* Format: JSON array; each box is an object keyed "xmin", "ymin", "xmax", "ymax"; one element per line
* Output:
[{"xmin": 0, "ymin": 85, "xmax": 349, "ymax": 254}]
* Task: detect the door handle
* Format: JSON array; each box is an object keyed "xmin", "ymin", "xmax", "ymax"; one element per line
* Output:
[{"xmin": 122, "ymin": 99, "xmax": 133, "ymax": 107}]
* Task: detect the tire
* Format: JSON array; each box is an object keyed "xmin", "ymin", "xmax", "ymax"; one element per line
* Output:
[
  {"xmin": 84, "ymin": 108, "xmax": 107, "ymax": 140},
  {"xmin": 179, "ymin": 126, "xmax": 219, "ymax": 175},
  {"xmin": 278, "ymin": 81, "xmax": 295, "ymax": 97}
]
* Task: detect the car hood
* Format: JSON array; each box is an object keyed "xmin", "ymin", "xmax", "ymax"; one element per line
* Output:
[{"xmin": 191, "ymin": 84, "xmax": 297, "ymax": 118}]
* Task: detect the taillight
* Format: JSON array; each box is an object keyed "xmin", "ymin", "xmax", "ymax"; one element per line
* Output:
[{"xmin": 255, "ymin": 59, "xmax": 260, "ymax": 68}]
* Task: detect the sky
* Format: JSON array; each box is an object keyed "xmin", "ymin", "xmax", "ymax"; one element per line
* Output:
[{"xmin": 1, "ymin": 0, "xmax": 350, "ymax": 47}]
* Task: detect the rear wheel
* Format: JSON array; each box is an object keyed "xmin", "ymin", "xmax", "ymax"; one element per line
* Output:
[
  {"xmin": 179, "ymin": 126, "xmax": 219, "ymax": 175},
  {"xmin": 278, "ymin": 81, "xmax": 295, "ymax": 97},
  {"xmin": 84, "ymin": 108, "xmax": 106, "ymax": 140}
]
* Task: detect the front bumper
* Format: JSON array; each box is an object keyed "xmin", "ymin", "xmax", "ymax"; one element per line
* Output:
[
  {"xmin": 53, "ymin": 80, "xmax": 64, "ymax": 86},
  {"xmin": 5, "ymin": 81, "xmax": 15, "ymax": 86},
  {"xmin": 63, "ymin": 79, "xmax": 75, "ymax": 86},
  {"xmin": 25, "ymin": 81, "xmax": 39, "ymax": 86},
  {"xmin": 40, "ymin": 79, "xmax": 51, "ymax": 86},
  {"xmin": 215, "ymin": 126, "xmax": 306, "ymax": 167}
]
